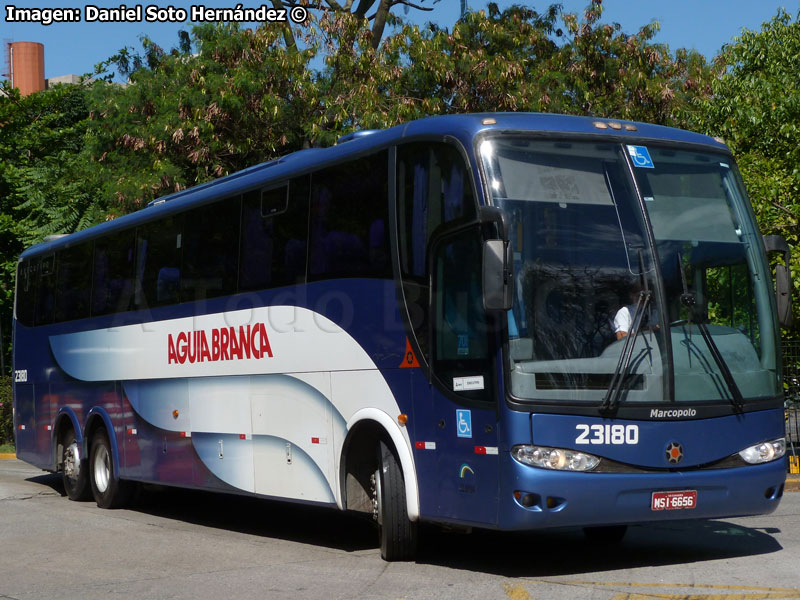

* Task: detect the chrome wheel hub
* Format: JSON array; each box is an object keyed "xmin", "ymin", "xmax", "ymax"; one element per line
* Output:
[
  {"xmin": 370, "ymin": 470, "xmax": 382, "ymax": 525},
  {"xmin": 93, "ymin": 444, "xmax": 111, "ymax": 494},
  {"xmin": 64, "ymin": 442, "xmax": 80, "ymax": 480}
]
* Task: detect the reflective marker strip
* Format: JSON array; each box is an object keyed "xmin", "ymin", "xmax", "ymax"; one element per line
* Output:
[
  {"xmin": 127, "ymin": 428, "xmax": 137, "ymax": 435},
  {"xmin": 311, "ymin": 437, "xmax": 327, "ymax": 444},
  {"xmin": 475, "ymin": 446, "xmax": 499, "ymax": 455},
  {"xmin": 312, "ymin": 437, "xmax": 319, "ymax": 444},
  {"xmin": 179, "ymin": 431, "xmax": 191, "ymax": 438},
  {"xmin": 18, "ymin": 425, "xmax": 25, "ymax": 430},
  {"xmin": 44, "ymin": 425, "xmax": 52, "ymax": 431},
  {"xmin": 239, "ymin": 434, "xmax": 247, "ymax": 440},
  {"xmin": 415, "ymin": 441, "xmax": 436, "ymax": 450}
]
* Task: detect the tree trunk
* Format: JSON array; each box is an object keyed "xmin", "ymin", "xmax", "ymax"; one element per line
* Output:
[{"xmin": 370, "ymin": 0, "xmax": 391, "ymax": 49}]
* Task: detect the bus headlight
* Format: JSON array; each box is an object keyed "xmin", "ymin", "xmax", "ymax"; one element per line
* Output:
[
  {"xmin": 512, "ymin": 445, "xmax": 600, "ymax": 472},
  {"xmin": 738, "ymin": 438, "xmax": 786, "ymax": 464}
]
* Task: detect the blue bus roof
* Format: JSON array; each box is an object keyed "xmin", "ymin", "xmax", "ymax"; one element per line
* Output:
[{"xmin": 20, "ymin": 112, "xmax": 728, "ymax": 260}]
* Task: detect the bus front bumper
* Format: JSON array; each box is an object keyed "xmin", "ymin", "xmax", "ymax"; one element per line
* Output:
[{"xmin": 498, "ymin": 456, "xmax": 786, "ymax": 530}]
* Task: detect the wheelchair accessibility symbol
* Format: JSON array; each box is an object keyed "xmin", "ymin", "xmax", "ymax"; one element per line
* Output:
[
  {"xmin": 626, "ymin": 145, "xmax": 655, "ymax": 169},
  {"xmin": 456, "ymin": 409, "xmax": 472, "ymax": 438}
]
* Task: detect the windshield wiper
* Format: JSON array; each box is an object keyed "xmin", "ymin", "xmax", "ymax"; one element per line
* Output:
[
  {"xmin": 600, "ymin": 289, "xmax": 651, "ymax": 414},
  {"xmin": 600, "ymin": 250, "xmax": 651, "ymax": 415},
  {"xmin": 675, "ymin": 253, "xmax": 744, "ymax": 413}
]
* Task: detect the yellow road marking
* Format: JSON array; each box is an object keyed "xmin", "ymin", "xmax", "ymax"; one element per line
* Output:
[
  {"xmin": 0, "ymin": 453, "xmax": 16, "ymax": 460},
  {"xmin": 562, "ymin": 582, "xmax": 800, "ymax": 593},
  {"xmin": 511, "ymin": 581, "xmax": 800, "ymax": 600},
  {"xmin": 611, "ymin": 594, "xmax": 799, "ymax": 600},
  {"xmin": 503, "ymin": 582, "xmax": 533, "ymax": 600}
]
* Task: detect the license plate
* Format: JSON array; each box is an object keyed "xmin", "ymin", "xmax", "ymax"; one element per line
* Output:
[{"xmin": 651, "ymin": 490, "xmax": 697, "ymax": 511}]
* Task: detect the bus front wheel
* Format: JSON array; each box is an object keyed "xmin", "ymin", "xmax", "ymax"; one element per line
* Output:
[
  {"xmin": 61, "ymin": 429, "xmax": 90, "ymax": 501},
  {"xmin": 89, "ymin": 427, "xmax": 132, "ymax": 509},
  {"xmin": 372, "ymin": 440, "xmax": 417, "ymax": 561}
]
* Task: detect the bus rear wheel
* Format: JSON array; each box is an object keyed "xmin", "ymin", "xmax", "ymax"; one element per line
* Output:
[
  {"xmin": 61, "ymin": 429, "xmax": 90, "ymax": 501},
  {"xmin": 372, "ymin": 440, "xmax": 417, "ymax": 561},
  {"xmin": 89, "ymin": 427, "xmax": 132, "ymax": 509}
]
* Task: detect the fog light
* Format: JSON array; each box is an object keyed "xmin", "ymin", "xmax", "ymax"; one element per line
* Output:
[{"xmin": 513, "ymin": 491, "xmax": 541, "ymax": 508}]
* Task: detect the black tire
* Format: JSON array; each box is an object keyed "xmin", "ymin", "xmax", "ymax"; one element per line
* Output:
[
  {"xmin": 583, "ymin": 524, "xmax": 628, "ymax": 544},
  {"xmin": 375, "ymin": 440, "xmax": 417, "ymax": 561},
  {"xmin": 61, "ymin": 429, "xmax": 91, "ymax": 501},
  {"xmin": 89, "ymin": 427, "xmax": 132, "ymax": 509}
]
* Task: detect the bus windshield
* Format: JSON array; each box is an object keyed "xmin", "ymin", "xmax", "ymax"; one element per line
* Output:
[
  {"xmin": 633, "ymin": 147, "xmax": 780, "ymax": 404},
  {"xmin": 480, "ymin": 137, "xmax": 780, "ymax": 407}
]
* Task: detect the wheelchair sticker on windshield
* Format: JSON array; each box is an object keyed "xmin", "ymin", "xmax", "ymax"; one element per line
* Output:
[
  {"xmin": 456, "ymin": 409, "xmax": 473, "ymax": 438},
  {"xmin": 626, "ymin": 145, "xmax": 654, "ymax": 169}
]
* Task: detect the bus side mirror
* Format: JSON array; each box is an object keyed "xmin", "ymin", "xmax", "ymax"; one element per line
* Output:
[
  {"xmin": 763, "ymin": 234, "xmax": 794, "ymax": 328},
  {"xmin": 480, "ymin": 207, "xmax": 513, "ymax": 312},
  {"xmin": 483, "ymin": 239, "xmax": 513, "ymax": 311}
]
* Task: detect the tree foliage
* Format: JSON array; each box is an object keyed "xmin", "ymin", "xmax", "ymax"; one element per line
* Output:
[
  {"xmin": 87, "ymin": 21, "xmax": 320, "ymax": 213},
  {"xmin": 699, "ymin": 9, "xmax": 800, "ymax": 235},
  {"xmin": 698, "ymin": 8, "xmax": 800, "ymax": 327},
  {"xmin": 385, "ymin": 1, "xmax": 713, "ymax": 126},
  {"xmin": 0, "ymin": 81, "xmax": 101, "ymax": 367}
]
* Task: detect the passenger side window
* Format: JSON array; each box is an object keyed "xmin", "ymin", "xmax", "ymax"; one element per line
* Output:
[
  {"xmin": 55, "ymin": 243, "xmax": 93, "ymax": 322},
  {"xmin": 239, "ymin": 178, "xmax": 309, "ymax": 291},
  {"xmin": 135, "ymin": 217, "xmax": 182, "ymax": 309},
  {"xmin": 308, "ymin": 152, "xmax": 390, "ymax": 281},
  {"xmin": 34, "ymin": 254, "xmax": 56, "ymax": 326},
  {"xmin": 182, "ymin": 198, "xmax": 240, "ymax": 302},
  {"xmin": 92, "ymin": 230, "xmax": 136, "ymax": 316},
  {"xmin": 15, "ymin": 259, "xmax": 36, "ymax": 327}
]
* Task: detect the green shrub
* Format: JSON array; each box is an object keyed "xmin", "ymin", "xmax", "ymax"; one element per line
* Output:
[{"xmin": 0, "ymin": 376, "xmax": 12, "ymax": 447}]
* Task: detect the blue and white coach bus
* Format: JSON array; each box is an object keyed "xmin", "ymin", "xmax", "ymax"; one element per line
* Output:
[{"xmin": 12, "ymin": 113, "xmax": 792, "ymax": 560}]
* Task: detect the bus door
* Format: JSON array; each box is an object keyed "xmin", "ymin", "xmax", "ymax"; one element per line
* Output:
[
  {"xmin": 396, "ymin": 141, "xmax": 500, "ymax": 526},
  {"xmin": 413, "ymin": 224, "xmax": 500, "ymax": 526}
]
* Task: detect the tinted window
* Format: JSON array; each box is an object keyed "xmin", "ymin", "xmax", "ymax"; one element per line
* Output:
[
  {"xmin": 93, "ymin": 229, "xmax": 136, "ymax": 316},
  {"xmin": 182, "ymin": 198, "xmax": 240, "ymax": 302},
  {"xmin": 309, "ymin": 152, "xmax": 390, "ymax": 281},
  {"xmin": 15, "ymin": 259, "xmax": 36, "ymax": 327},
  {"xmin": 56, "ymin": 243, "xmax": 93, "ymax": 322},
  {"xmin": 398, "ymin": 143, "xmax": 477, "ymax": 280},
  {"xmin": 432, "ymin": 226, "xmax": 493, "ymax": 401},
  {"xmin": 261, "ymin": 185, "xmax": 289, "ymax": 217},
  {"xmin": 396, "ymin": 142, "xmax": 478, "ymax": 360},
  {"xmin": 135, "ymin": 217, "xmax": 182, "ymax": 309},
  {"xmin": 34, "ymin": 254, "xmax": 56, "ymax": 326},
  {"xmin": 239, "ymin": 178, "xmax": 309, "ymax": 291}
]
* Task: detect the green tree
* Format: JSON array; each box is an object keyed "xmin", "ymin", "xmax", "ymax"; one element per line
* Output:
[
  {"xmin": 88, "ymin": 21, "xmax": 320, "ymax": 213},
  {"xmin": 556, "ymin": 1, "xmax": 713, "ymax": 127},
  {"xmin": 380, "ymin": 1, "xmax": 713, "ymax": 124},
  {"xmin": 698, "ymin": 8, "xmax": 800, "ymax": 327},
  {"xmin": 0, "ymin": 81, "xmax": 100, "ymax": 371}
]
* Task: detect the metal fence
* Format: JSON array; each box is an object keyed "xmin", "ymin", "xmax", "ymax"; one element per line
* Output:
[{"xmin": 784, "ymin": 341, "xmax": 800, "ymax": 470}]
